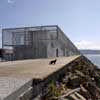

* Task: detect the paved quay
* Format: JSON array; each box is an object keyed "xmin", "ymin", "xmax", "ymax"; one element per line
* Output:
[{"xmin": 0, "ymin": 55, "xmax": 80, "ymax": 100}]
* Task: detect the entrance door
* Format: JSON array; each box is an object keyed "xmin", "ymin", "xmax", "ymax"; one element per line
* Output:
[{"xmin": 56, "ymin": 48, "xmax": 58, "ymax": 57}]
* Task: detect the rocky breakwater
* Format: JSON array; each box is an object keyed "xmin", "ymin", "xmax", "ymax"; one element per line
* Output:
[{"xmin": 37, "ymin": 56, "xmax": 100, "ymax": 100}]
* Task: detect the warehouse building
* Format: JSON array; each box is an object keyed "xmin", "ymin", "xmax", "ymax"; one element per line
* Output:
[{"xmin": 2, "ymin": 25, "xmax": 80, "ymax": 61}]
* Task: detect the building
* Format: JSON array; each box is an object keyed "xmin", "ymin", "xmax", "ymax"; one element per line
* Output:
[{"xmin": 2, "ymin": 25, "xmax": 80, "ymax": 61}]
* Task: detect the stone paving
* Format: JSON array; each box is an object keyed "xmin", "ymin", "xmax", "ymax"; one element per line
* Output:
[
  {"xmin": 0, "ymin": 77, "xmax": 30, "ymax": 100},
  {"xmin": 0, "ymin": 55, "xmax": 80, "ymax": 100}
]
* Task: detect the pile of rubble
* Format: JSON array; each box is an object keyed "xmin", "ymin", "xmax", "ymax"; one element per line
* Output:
[{"xmin": 40, "ymin": 56, "xmax": 100, "ymax": 100}]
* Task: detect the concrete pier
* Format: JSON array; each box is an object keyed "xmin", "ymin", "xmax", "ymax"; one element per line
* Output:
[{"xmin": 0, "ymin": 55, "xmax": 80, "ymax": 100}]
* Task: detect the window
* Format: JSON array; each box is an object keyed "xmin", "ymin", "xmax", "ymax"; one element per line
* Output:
[
  {"xmin": 15, "ymin": 34, "xmax": 24, "ymax": 45},
  {"xmin": 13, "ymin": 32, "xmax": 25, "ymax": 45}
]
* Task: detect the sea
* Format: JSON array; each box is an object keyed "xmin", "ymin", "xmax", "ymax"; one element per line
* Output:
[{"xmin": 85, "ymin": 54, "xmax": 100, "ymax": 68}]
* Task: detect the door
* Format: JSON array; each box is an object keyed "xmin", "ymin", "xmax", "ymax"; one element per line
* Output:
[{"xmin": 56, "ymin": 48, "xmax": 58, "ymax": 57}]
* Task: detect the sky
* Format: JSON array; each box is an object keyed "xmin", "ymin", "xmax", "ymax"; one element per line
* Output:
[{"xmin": 0, "ymin": 0, "xmax": 100, "ymax": 49}]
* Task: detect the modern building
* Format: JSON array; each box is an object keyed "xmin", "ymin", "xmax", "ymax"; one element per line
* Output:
[{"xmin": 2, "ymin": 25, "xmax": 80, "ymax": 61}]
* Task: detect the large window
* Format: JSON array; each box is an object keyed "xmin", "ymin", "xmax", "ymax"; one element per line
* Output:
[
  {"xmin": 13, "ymin": 32, "xmax": 25, "ymax": 45},
  {"xmin": 16, "ymin": 34, "xmax": 24, "ymax": 45}
]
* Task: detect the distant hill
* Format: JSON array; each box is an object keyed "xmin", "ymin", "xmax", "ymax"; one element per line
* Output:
[{"xmin": 80, "ymin": 49, "xmax": 100, "ymax": 54}]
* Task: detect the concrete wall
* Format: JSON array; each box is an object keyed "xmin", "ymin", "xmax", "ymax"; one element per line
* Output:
[
  {"xmin": 46, "ymin": 26, "xmax": 80, "ymax": 58},
  {"xmin": 47, "ymin": 40, "xmax": 64, "ymax": 57},
  {"xmin": 57, "ymin": 27, "xmax": 80, "ymax": 56}
]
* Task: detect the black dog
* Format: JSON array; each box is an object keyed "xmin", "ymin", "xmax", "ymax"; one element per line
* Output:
[{"xmin": 49, "ymin": 59, "xmax": 57, "ymax": 65}]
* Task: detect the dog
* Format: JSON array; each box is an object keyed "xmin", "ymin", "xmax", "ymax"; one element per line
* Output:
[{"xmin": 49, "ymin": 59, "xmax": 57, "ymax": 65}]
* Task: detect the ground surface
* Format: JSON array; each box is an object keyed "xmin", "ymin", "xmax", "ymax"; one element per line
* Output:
[{"xmin": 0, "ymin": 55, "xmax": 80, "ymax": 99}]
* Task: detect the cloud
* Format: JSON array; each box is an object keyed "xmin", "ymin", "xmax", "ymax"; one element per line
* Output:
[
  {"xmin": 7, "ymin": 0, "xmax": 15, "ymax": 4},
  {"xmin": 75, "ymin": 40, "xmax": 100, "ymax": 50}
]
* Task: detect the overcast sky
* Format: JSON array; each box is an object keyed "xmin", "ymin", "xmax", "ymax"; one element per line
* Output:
[{"xmin": 0, "ymin": 0, "xmax": 100, "ymax": 49}]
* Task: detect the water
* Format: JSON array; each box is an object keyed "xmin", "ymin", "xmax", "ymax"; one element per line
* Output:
[{"xmin": 85, "ymin": 54, "xmax": 100, "ymax": 68}]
